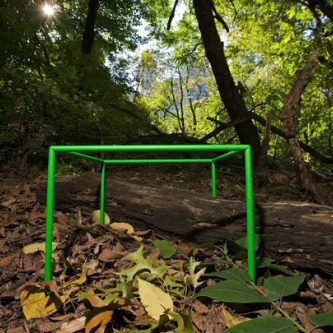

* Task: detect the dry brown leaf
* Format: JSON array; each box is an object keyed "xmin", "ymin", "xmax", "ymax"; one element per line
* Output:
[
  {"xmin": 0, "ymin": 254, "xmax": 14, "ymax": 268},
  {"xmin": 56, "ymin": 316, "xmax": 86, "ymax": 333},
  {"xmin": 0, "ymin": 197, "xmax": 16, "ymax": 207},
  {"xmin": 85, "ymin": 310, "xmax": 113, "ymax": 333},
  {"xmin": 296, "ymin": 312, "xmax": 324, "ymax": 333},
  {"xmin": 98, "ymin": 249, "xmax": 126, "ymax": 262},
  {"xmin": 6, "ymin": 328, "xmax": 25, "ymax": 333},
  {"xmin": 36, "ymin": 318, "xmax": 65, "ymax": 332},
  {"xmin": 194, "ymin": 300, "xmax": 209, "ymax": 314},
  {"xmin": 23, "ymin": 242, "xmax": 58, "ymax": 254},
  {"xmin": 110, "ymin": 222, "xmax": 135, "ymax": 235}
]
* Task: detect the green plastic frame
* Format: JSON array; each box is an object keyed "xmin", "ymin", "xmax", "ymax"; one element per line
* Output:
[{"xmin": 45, "ymin": 145, "xmax": 255, "ymax": 282}]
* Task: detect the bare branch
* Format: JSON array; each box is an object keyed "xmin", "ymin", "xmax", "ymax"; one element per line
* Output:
[{"xmin": 167, "ymin": 0, "xmax": 180, "ymax": 31}]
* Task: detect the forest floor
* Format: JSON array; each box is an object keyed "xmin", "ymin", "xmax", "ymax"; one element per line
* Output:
[{"xmin": 0, "ymin": 165, "xmax": 333, "ymax": 332}]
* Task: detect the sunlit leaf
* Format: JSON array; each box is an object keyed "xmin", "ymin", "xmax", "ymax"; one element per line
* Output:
[
  {"xmin": 116, "ymin": 245, "xmax": 166, "ymax": 281},
  {"xmin": 222, "ymin": 308, "xmax": 250, "ymax": 328},
  {"xmin": 110, "ymin": 222, "xmax": 135, "ymax": 234},
  {"xmin": 92, "ymin": 210, "xmax": 110, "ymax": 225},
  {"xmin": 185, "ymin": 257, "xmax": 206, "ymax": 288},
  {"xmin": 20, "ymin": 284, "xmax": 65, "ymax": 320},
  {"xmin": 137, "ymin": 279, "xmax": 173, "ymax": 321},
  {"xmin": 64, "ymin": 266, "xmax": 87, "ymax": 287}
]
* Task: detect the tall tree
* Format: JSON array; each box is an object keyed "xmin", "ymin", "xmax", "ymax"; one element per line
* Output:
[
  {"xmin": 192, "ymin": 0, "xmax": 262, "ymax": 164},
  {"xmin": 81, "ymin": 0, "xmax": 100, "ymax": 55}
]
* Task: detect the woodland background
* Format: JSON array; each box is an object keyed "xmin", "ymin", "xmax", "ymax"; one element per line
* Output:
[{"xmin": 1, "ymin": 0, "xmax": 333, "ymax": 197}]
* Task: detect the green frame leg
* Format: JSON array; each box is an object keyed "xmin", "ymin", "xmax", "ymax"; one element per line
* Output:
[
  {"xmin": 45, "ymin": 148, "xmax": 55, "ymax": 282},
  {"xmin": 211, "ymin": 162, "xmax": 216, "ymax": 198},
  {"xmin": 245, "ymin": 147, "xmax": 255, "ymax": 282},
  {"xmin": 100, "ymin": 163, "xmax": 106, "ymax": 224}
]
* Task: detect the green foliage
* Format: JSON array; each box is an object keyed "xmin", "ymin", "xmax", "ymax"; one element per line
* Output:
[
  {"xmin": 153, "ymin": 239, "xmax": 177, "ymax": 259},
  {"xmin": 205, "ymin": 267, "xmax": 252, "ymax": 283},
  {"xmin": 195, "ymin": 280, "xmax": 270, "ymax": 303},
  {"xmin": 307, "ymin": 312, "xmax": 333, "ymax": 328},
  {"xmin": 263, "ymin": 275, "xmax": 306, "ymax": 301}
]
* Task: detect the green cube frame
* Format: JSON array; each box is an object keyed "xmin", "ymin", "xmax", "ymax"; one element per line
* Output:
[{"xmin": 45, "ymin": 145, "xmax": 255, "ymax": 282}]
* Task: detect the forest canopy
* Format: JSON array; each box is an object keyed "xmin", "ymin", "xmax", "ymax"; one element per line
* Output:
[{"xmin": 1, "ymin": 0, "xmax": 333, "ymax": 175}]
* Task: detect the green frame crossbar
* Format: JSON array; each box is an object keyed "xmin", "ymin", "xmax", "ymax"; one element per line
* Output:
[{"xmin": 45, "ymin": 145, "xmax": 255, "ymax": 282}]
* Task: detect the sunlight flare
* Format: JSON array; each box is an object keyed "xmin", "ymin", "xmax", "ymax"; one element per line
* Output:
[{"xmin": 43, "ymin": 3, "xmax": 55, "ymax": 16}]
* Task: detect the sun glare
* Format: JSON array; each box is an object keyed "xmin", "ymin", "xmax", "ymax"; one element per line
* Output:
[{"xmin": 43, "ymin": 3, "xmax": 55, "ymax": 16}]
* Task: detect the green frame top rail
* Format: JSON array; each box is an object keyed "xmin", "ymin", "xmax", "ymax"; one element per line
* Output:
[{"xmin": 45, "ymin": 145, "xmax": 255, "ymax": 282}]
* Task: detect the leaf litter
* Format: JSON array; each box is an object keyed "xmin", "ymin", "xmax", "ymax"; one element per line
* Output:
[{"xmin": 0, "ymin": 175, "xmax": 332, "ymax": 332}]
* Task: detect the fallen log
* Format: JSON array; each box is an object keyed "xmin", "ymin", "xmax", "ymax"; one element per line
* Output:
[{"xmin": 37, "ymin": 173, "xmax": 333, "ymax": 276}]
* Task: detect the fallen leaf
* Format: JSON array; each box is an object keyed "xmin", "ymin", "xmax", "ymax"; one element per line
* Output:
[
  {"xmin": 6, "ymin": 328, "xmax": 25, "ymax": 333},
  {"xmin": 0, "ymin": 197, "xmax": 16, "ymax": 207},
  {"xmin": 20, "ymin": 284, "xmax": 65, "ymax": 320},
  {"xmin": 64, "ymin": 266, "xmax": 87, "ymax": 287},
  {"xmin": 110, "ymin": 222, "xmax": 134, "ymax": 235},
  {"xmin": 85, "ymin": 310, "xmax": 113, "ymax": 333},
  {"xmin": 57, "ymin": 316, "xmax": 86, "ymax": 333},
  {"xmin": 138, "ymin": 279, "xmax": 173, "ymax": 321},
  {"xmin": 222, "ymin": 308, "xmax": 250, "ymax": 328},
  {"xmin": 92, "ymin": 210, "xmax": 110, "ymax": 225},
  {"xmin": 98, "ymin": 249, "xmax": 126, "ymax": 262},
  {"xmin": 23, "ymin": 242, "xmax": 58, "ymax": 254},
  {"xmin": 0, "ymin": 254, "xmax": 15, "ymax": 268}
]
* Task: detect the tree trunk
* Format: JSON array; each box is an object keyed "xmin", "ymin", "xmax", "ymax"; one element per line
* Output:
[
  {"xmin": 279, "ymin": 51, "xmax": 322, "ymax": 200},
  {"xmin": 81, "ymin": 0, "xmax": 100, "ymax": 55},
  {"xmin": 37, "ymin": 174, "xmax": 333, "ymax": 277},
  {"xmin": 193, "ymin": 0, "xmax": 261, "ymax": 164}
]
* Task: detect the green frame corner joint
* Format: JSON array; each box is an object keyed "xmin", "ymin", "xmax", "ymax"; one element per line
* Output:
[{"xmin": 45, "ymin": 145, "xmax": 255, "ymax": 283}]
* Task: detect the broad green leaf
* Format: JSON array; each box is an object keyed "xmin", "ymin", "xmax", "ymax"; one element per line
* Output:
[
  {"xmin": 263, "ymin": 264, "xmax": 295, "ymax": 276},
  {"xmin": 257, "ymin": 269, "xmax": 271, "ymax": 287},
  {"xmin": 225, "ymin": 316, "xmax": 295, "ymax": 333},
  {"xmin": 194, "ymin": 280, "xmax": 270, "ymax": 303},
  {"xmin": 225, "ymin": 240, "xmax": 246, "ymax": 256},
  {"xmin": 263, "ymin": 275, "xmax": 306, "ymax": 301},
  {"xmin": 307, "ymin": 312, "xmax": 333, "ymax": 328},
  {"xmin": 255, "ymin": 257, "xmax": 273, "ymax": 267},
  {"xmin": 236, "ymin": 234, "xmax": 263, "ymax": 252},
  {"xmin": 153, "ymin": 239, "xmax": 177, "ymax": 259},
  {"xmin": 205, "ymin": 268, "xmax": 251, "ymax": 283}
]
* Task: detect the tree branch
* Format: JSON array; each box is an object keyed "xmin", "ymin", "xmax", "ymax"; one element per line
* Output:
[{"xmin": 167, "ymin": 0, "xmax": 180, "ymax": 31}]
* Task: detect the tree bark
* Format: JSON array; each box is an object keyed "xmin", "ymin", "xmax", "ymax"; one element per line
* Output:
[
  {"xmin": 193, "ymin": 0, "xmax": 261, "ymax": 164},
  {"xmin": 81, "ymin": 0, "xmax": 99, "ymax": 55},
  {"xmin": 37, "ymin": 174, "xmax": 333, "ymax": 277},
  {"xmin": 279, "ymin": 51, "xmax": 321, "ymax": 199}
]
